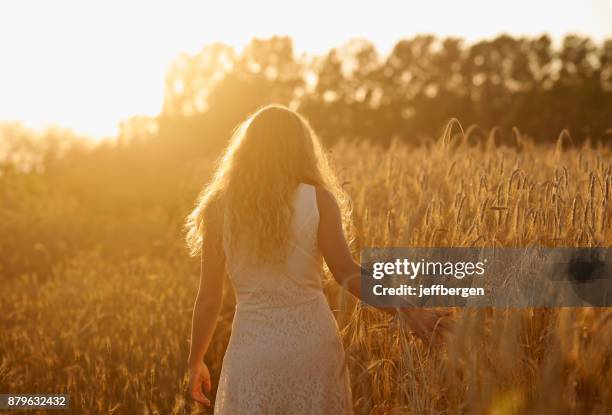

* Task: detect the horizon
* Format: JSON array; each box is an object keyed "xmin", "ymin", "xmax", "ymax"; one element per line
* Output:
[{"xmin": 1, "ymin": 0, "xmax": 611, "ymax": 140}]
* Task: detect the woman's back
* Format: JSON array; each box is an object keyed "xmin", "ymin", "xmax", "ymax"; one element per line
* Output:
[
  {"xmin": 214, "ymin": 183, "xmax": 353, "ymax": 414},
  {"xmin": 223, "ymin": 183, "xmax": 325, "ymax": 310}
]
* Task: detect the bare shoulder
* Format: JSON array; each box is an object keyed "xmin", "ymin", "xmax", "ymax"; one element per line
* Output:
[
  {"xmin": 314, "ymin": 186, "xmax": 340, "ymax": 217},
  {"xmin": 202, "ymin": 195, "xmax": 225, "ymax": 235}
]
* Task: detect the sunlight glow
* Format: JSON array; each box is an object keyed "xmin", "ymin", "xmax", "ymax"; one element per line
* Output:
[{"xmin": 0, "ymin": 0, "xmax": 610, "ymax": 139}]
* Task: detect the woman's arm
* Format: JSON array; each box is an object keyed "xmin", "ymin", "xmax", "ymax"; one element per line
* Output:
[
  {"xmin": 315, "ymin": 187, "xmax": 362, "ymax": 298},
  {"xmin": 187, "ymin": 206, "xmax": 226, "ymax": 406},
  {"xmin": 315, "ymin": 187, "xmax": 451, "ymax": 342}
]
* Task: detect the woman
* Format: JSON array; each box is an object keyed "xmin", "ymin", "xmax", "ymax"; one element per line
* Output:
[{"xmin": 185, "ymin": 105, "xmax": 449, "ymax": 414}]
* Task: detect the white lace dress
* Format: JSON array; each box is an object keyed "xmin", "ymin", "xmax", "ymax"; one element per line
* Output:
[{"xmin": 214, "ymin": 184, "xmax": 353, "ymax": 414}]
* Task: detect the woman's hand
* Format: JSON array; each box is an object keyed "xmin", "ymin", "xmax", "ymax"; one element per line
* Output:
[
  {"xmin": 188, "ymin": 361, "xmax": 212, "ymax": 406},
  {"xmin": 402, "ymin": 308, "xmax": 453, "ymax": 344}
]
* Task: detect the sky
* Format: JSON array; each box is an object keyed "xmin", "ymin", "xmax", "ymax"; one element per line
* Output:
[{"xmin": 0, "ymin": 0, "xmax": 611, "ymax": 139}]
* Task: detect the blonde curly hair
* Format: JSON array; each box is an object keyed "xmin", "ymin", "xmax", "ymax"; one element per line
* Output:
[{"xmin": 185, "ymin": 104, "xmax": 350, "ymax": 263}]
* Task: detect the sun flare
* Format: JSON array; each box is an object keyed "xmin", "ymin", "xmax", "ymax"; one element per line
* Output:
[{"xmin": 0, "ymin": 0, "xmax": 610, "ymax": 138}]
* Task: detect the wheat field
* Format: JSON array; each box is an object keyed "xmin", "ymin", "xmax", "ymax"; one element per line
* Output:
[{"xmin": 1, "ymin": 129, "xmax": 611, "ymax": 414}]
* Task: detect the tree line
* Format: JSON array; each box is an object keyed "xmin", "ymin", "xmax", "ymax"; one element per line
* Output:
[{"xmin": 138, "ymin": 34, "xmax": 612, "ymax": 151}]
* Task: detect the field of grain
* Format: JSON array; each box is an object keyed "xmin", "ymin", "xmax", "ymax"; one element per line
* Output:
[{"xmin": 1, "ymin": 130, "xmax": 611, "ymax": 414}]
